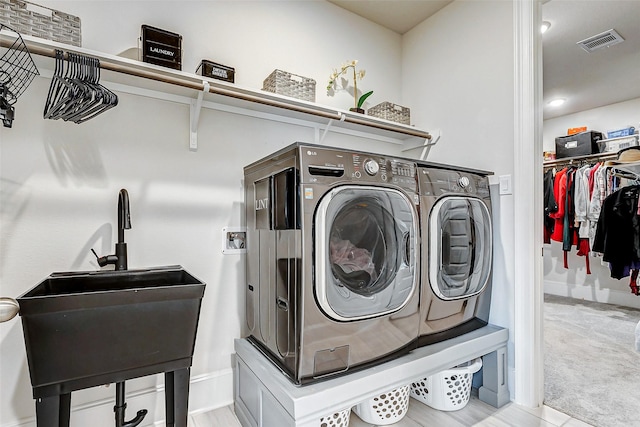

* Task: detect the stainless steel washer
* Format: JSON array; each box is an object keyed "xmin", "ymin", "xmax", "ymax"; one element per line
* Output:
[{"xmin": 243, "ymin": 142, "xmax": 420, "ymax": 384}]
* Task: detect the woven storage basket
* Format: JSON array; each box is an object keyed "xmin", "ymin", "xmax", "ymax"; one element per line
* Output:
[
  {"xmin": 0, "ymin": 0, "xmax": 81, "ymax": 46},
  {"xmin": 367, "ymin": 101, "xmax": 410, "ymax": 125},
  {"xmin": 319, "ymin": 407, "xmax": 351, "ymax": 427},
  {"xmin": 352, "ymin": 385, "xmax": 410, "ymax": 425},
  {"xmin": 262, "ymin": 69, "xmax": 316, "ymax": 102},
  {"xmin": 410, "ymin": 358, "xmax": 482, "ymax": 411}
]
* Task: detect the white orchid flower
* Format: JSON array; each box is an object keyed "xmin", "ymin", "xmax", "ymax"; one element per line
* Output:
[{"xmin": 326, "ymin": 60, "xmax": 372, "ymax": 109}]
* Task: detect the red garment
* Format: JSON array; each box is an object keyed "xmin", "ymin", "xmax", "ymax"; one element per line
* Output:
[
  {"xmin": 549, "ymin": 168, "xmax": 568, "ymax": 242},
  {"xmin": 630, "ymin": 270, "xmax": 639, "ymax": 296},
  {"xmin": 550, "ymin": 168, "xmax": 578, "ymax": 246},
  {"xmin": 550, "ymin": 167, "xmax": 584, "ymax": 270},
  {"xmin": 576, "ymin": 239, "xmax": 591, "ymax": 274}
]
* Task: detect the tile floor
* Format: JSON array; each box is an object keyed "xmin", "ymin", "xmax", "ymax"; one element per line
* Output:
[{"xmin": 189, "ymin": 396, "xmax": 594, "ymax": 427}]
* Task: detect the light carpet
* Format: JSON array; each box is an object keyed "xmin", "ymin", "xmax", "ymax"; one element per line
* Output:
[{"xmin": 544, "ymin": 293, "xmax": 640, "ymax": 427}]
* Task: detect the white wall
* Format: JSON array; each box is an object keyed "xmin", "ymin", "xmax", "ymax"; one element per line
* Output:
[
  {"xmin": 402, "ymin": 0, "xmax": 516, "ymax": 397},
  {"xmin": 543, "ymin": 97, "xmax": 640, "ymax": 308},
  {"xmin": 0, "ymin": 2, "xmax": 407, "ymax": 426},
  {"xmin": 35, "ymin": 0, "xmax": 404, "ymax": 111},
  {"xmin": 543, "ymin": 97, "xmax": 640, "ymax": 151}
]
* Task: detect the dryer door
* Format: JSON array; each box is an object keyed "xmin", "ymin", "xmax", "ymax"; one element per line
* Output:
[
  {"xmin": 315, "ymin": 185, "xmax": 418, "ymax": 321},
  {"xmin": 429, "ymin": 196, "xmax": 492, "ymax": 300}
]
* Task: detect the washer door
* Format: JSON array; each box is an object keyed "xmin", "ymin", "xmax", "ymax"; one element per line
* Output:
[
  {"xmin": 315, "ymin": 185, "xmax": 418, "ymax": 321},
  {"xmin": 429, "ymin": 196, "xmax": 492, "ymax": 300}
]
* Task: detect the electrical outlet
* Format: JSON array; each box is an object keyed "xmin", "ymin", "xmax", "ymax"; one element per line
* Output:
[{"xmin": 222, "ymin": 227, "xmax": 246, "ymax": 254}]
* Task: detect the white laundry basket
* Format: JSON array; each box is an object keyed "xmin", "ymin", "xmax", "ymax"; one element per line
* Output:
[
  {"xmin": 352, "ymin": 384, "xmax": 410, "ymax": 425},
  {"xmin": 410, "ymin": 358, "xmax": 482, "ymax": 411},
  {"xmin": 319, "ymin": 407, "xmax": 351, "ymax": 427}
]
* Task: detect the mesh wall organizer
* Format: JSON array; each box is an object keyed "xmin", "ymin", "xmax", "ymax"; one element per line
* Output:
[{"xmin": 0, "ymin": 23, "xmax": 39, "ymax": 127}]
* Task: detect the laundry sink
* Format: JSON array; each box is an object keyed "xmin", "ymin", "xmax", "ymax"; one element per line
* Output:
[{"xmin": 17, "ymin": 265, "xmax": 205, "ymax": 398}]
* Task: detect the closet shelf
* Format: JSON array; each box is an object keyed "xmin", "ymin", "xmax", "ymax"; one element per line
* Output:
[{"xmin": 1, "ymin": 31, "xmax": 432, "ymax": 145}]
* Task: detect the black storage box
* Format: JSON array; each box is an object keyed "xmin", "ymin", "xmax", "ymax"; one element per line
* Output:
[
  {"xmin": 140, "ymin": 25, "xmax": 182, "ymax": 70},
  {"xmin": 197, "ymin": 60, "xmax": 235, "ymax": 83},
  {"xmin": 555, "ymin": 130, "xmax": 603, "ymax": 159}
]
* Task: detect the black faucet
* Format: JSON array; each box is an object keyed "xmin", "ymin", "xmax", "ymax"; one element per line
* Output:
[
  {"xmin": 92, "ymin": 189, "xmax": 131, "ymax": 271},
  {"xmin": 91, "ymin": 190, "xmax": 147, "ymax": 427},
  {"xmin": 115, "ymin": 188, "xmax": 131, "ymax": 271}
]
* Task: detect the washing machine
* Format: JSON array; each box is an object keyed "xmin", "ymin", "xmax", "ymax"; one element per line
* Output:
[
  {"xmin": 243, "ymin": 142, "xmax": 420, "ymax": 384},
  {"xmin": 415, "ymin": 163, "xmax": 493, "ymax": 347}
]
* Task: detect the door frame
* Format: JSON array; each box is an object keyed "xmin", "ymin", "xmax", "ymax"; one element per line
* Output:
[{"xmin": 513, "ymin": 0, "xmax": 544, "ymax": 407}]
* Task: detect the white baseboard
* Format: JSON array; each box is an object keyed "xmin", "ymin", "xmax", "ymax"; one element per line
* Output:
[
  {"xmin": 544, "ymin": 280, "xmax": 640, "ymax": 310},
  {"xmin": 2, "ymin": 369, "xmax": 234, "ymax": 427}
]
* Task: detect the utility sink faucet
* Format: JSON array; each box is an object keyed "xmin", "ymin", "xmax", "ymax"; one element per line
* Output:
[{"xmin": 92, "ymin": 189, "xmax": 131, "ymax": 271}]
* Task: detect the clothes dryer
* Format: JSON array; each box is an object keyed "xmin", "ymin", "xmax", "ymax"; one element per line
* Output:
[
  {"xmin": 416, "ymin": 164, "xmax": 493, "ymax": 347},
  {"xmin": 244, "ymin": 142, "xmax": 420, "ymax": 384}
]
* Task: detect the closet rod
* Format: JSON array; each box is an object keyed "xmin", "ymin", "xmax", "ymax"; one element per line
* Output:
[
  {"xmin": 611, "ymin": 161, "xmax": 640, "ymax": 179},
  {"xmin": 543, "ymin": 152, "xmax": 618, "ymax": 168},
  {"xmin": 1, "ymin": 35, "xmax": 432, "ymax": 140}
]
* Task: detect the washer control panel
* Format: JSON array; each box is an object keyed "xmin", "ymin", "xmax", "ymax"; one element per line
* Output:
[
  {"xmin": 301, "ymin": 147, "xmax": 418, "ymax": 192},
  {"xmin": 363, "ymin": 159, "xmax": 379, "ymax": 176}
]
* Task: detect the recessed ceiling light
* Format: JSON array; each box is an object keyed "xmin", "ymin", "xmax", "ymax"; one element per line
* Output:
[
  {"xmin": 541, "ymin": 21, "xmax": 551, "ymax": 34},
  {"xmin": 548, "ymin": 98, "xmax": 565, "ymax": 107}
]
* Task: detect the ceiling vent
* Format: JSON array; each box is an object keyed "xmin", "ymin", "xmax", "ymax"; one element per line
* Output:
[{"xmin": 577, "ymin": 29, "xmax": 624, "ymax": 53}]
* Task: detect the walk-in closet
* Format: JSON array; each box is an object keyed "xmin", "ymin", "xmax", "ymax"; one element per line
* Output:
[{"xmin": 541, "ymin": 2, "xmax": 640, "ymax": 426}]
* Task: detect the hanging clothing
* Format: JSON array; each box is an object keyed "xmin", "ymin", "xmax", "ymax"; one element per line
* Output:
[
  {"xmin": 549, "ymin": 167, "xmax": 582, "ymax": 269},
  {"xmin": 543, "ymin": 168, "xmax": 558, "ymax": 243},
  {"xmin": 549, "ymin": 167, "xmax": 569, "ymax": 243},
  {"xmin": 592, "ymin": 185, "xmax": 640, "ymax": 279},
  {"xmin": 574, "ymin": 165, "xmax": 595, "ymax": 274},
  {"xmin": 562, "ymin": 167, "xmax": 577, "ymax": 252},
  {"xmin": 574, "ymin": 164, "xmax": 591, "ymax": 239},
  {"xmin": 588, "ymin": 165, "xmax": 609, "ymax": 249},
  {"xmin": 630, "ymin": 269, "xmax": 639, "ymax": 296}
]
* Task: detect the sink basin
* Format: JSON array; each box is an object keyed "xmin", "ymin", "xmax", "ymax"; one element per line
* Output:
[{"xmin": 17, "ymin": 265, "xmax": 205, "ymax": 398}]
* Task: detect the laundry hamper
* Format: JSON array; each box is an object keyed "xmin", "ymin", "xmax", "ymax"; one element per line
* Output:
[
  {"xmin": 410, "ymin": 358, "xmax": 482, "ymax": 411},
  {"xmin": 319, "ymin": 407, "xmax": 351, "ymax": 427},
  {"xmin": 352, "ymin": 384, "xmax": 410, "ymax": 425}
]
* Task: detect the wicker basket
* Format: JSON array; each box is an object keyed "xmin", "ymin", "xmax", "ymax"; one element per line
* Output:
[
  {"xmin": 367, "ymin": 101, "xmax": 410, "ymax": 125},
  {"xmin": 262, "ymin": 69, "xmax": 315, "ymax": 102},
  {"xmin": 0, "ymin": 0, "xmax": 81, "ymax": 46}
]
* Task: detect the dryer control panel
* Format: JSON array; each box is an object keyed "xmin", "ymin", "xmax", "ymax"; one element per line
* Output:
[{"xmin": 417, "ymin": 168, "xmax": 491, "ymax": 198}]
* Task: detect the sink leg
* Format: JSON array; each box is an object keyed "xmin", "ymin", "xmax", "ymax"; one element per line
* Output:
[
  {"xmin": 60, "ymin": 394, "xmax": 71, "ymax": 427},
  {"xmin": 165, "ymin": 368, "xmax": 190, "ymax": 427},
  {"xmin": 35, "ymin": 393, "xmax": 70, "ymax": 427}
]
